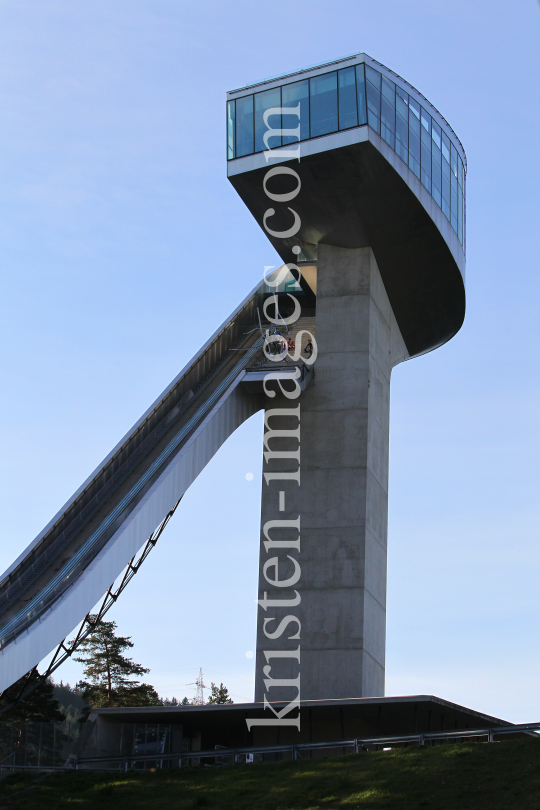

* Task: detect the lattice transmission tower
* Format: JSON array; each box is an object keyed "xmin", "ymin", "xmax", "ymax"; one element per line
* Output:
[{"xmin": 189, "ymin": 667, "xmax": 206, "ymax": 705}]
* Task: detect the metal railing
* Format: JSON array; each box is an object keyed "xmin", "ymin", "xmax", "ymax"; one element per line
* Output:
[
  {"xmin": 0, "ymin": 751, "xmax": 15, "ymax": 773},
  {"xmin": 2, "ymin": 721, "xmax": 534, "ymax": 774}
]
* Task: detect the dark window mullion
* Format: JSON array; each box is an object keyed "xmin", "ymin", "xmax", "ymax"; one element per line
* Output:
[
  {"xmin": 307, "ymin": 79, "xmax": 310, "ymax": 140},
  {"xmin": 280, "ymin": 85, "xmax": 282, "ymax": 147},
  {"xmin": 354, "ymin": 64, "xmax": 358, "ymax": 129},
  {"xmin": 308, "ymin": 77, "xmax": 311, "ymax": 139},
  {"xmin": 227, "ymin": 99, "xmax": 235, "ymax": 160}
]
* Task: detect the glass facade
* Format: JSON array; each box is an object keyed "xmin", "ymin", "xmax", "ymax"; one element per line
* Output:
[
  {"xmin": 310, "ymin": 71, "xmax": 338, "ymax": 137},
  {"xmin": 228, "ymin": 62, "xmax": 466, "ymax": 248},
  {"xmin": 254, "ymin": 87, "xmax": 281, "ymax": 152},
  {"xmin": 282, "ymin": 80, "xmax": 309, "ymax": 143}
]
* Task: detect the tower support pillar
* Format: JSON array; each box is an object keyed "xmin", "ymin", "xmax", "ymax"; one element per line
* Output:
[{"xmin": 255, "ymin": 245, "xmax": 409, "ymax": 702}]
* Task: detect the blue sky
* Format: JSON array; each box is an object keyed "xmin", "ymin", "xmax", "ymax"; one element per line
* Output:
[{"xmin": 0, "ymin": 0, "xmax": 539, "ymax": 720}]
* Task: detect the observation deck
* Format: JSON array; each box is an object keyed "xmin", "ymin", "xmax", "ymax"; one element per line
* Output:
[{"xmin": 227, "ymin": 53, "xmax": 466, "ymax": 358}]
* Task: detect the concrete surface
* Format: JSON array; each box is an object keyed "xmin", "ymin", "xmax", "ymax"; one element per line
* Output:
[{"xmin": 255, "ymin": 245, "xmax": 409, "ymax": 702}]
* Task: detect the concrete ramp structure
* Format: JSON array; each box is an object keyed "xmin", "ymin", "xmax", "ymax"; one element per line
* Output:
[
  {"xmin": 0, "ymin": 53, "xmax": 466, "ymax": 710},
  {"xmin": 0, "ymin": 283, "xmax": 268, "ymax": 690}
]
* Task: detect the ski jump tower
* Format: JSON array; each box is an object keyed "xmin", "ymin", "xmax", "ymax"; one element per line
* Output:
[
  {"xmin": 227, "ymin": 53, "xmax": 466, "ymax": 702},
  {"xmin": 0, "ymin": 54, "xmax": 465, "ymax": 707}
]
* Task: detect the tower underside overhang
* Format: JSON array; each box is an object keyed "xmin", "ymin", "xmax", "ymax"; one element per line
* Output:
[{"xmin": 228, "ymin": 128, "xmax": 465, "ymax": 359}]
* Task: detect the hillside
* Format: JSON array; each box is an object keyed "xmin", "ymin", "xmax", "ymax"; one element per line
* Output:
[{"xmin": 1, "ymin": 736, "xmax": 539, "ymax": 809}]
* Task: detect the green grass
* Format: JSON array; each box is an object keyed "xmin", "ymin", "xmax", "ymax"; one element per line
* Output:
[{"xmin": 1, "ymin": 737, "xmax": 540, "ymax": 809}]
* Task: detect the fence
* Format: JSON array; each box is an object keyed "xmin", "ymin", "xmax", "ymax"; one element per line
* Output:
[
  {"xmin": 0, "ymin": 720, "xmax": 80, "ymax": 772},
  {"xmin": 1, "ymin": 720, "xmax": 538, "ymax": 774}
]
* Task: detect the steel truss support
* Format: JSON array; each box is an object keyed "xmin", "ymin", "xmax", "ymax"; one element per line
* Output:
[{"xmin": 0, "ymin": 500, "xmax": 181, "ymax": 716}]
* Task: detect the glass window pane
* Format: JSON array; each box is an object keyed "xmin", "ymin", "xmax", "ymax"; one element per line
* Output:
[
  {"xmin": 431, "ymin": 155, "xmax": 441, "ymax": 207},
  {"xmin": 409, "ymin": 135, "xmax": 420, "ymax": 177},
  {"xmin": 442, "ymin": 157, "xmax": 451, "ymax": 220},
  {"xmin": 338, "ymin": 67, "xmax": 357, "ymax": 130},
  {"xmin": 396, "ymin": 110, "xmax": 408, "ymax": 162},
  {"xmin": 451, "ymin": 186, "xmax": 458, "ymax": 232},
  {"xmin": 310, "ymin": 71, "xmax": 338, "ymax": 137},
  {"xmin": 396, "ymin": 91, "xmax": 408, "ymax": 122},
  {"xmin": 441, "ymin": 131, "xmax": 451, "ymax": 163},
  {"xmin": 442, "ymin": 157, "xmax": 451, "ymax": 182},
  {"xmin": 396, "ymin": 85, "xmax": 407, "ymax": 102},
  {"xmin": 421, "ymin": 108, "xmax": 431, "ymax": 147},
  {"xmin": 380, "ymin": 100, "xmax": 394, "ymax": 146},
  {"xmin": 421, "ymin": 142, "xmax": 431, "ymax": 191},
  {"xmin": 227, "ymin": 100, "xmax": 235, "ymax": 160},
  {"xmin": 432, "ymin": 154, "xmax": 441, "ymax": 191},
  {"xmin": 365, "ymin": 65, "xmax": 381, "ymax": 89},
  {"xmin": 420, "ymin": 108, "xmax": 431, "ymax": 190},
  {"xmin": 408, "ymin": 102, "xmax": 420, "ymax": 178},
  {"xmin": 450, "ymin": 142, "xmax": 458, "ymax": 180},
  {"xmin": 458, "ymin": 155, "xmax": 464, "ymax": 189},
  {"xmin": 381, "ymin": 76, "xmax": 395, "ymax": 148},
  {"xmin": 442, "ymin": 198, "xmax": 450, "ymax": 221},
  {"xmin": 356, "ymin": 64, "xmax": 367, "ymax": 125},
  {"xmin": 365, "ymin": 68, "xmax": 381, "ymax": 134},
  {"xmin": 462, "ymin": 193, "xmax": 465, "ymax": 246},
  {"xmin": 236, "ymin": 95, "xmax": 254, "ymax": 158},
  {"xmin": 458, "ymin": 191, "xmax": 463, "ymax": 243},
  {"xmin": 442, "ymin": 156, "xmax": 450, "ymax": 179},
  {"xmin": 431, "ymin": 119, "xmax": 441, "ymax": 151},
  {"xmin": 255, "ymin": 88, "xmax": 281, "ymax": 153},
  {"xmin": 421, "ymin": 109, "xmax": 430, "ymax": 131},
  {"xmin": 409, "ymin": 97, "xmax": 420, "ymax": 120},
  {"xmin": 282, "ymin": 80, "xmax": 310, "ymax": 143},
  {"xmin": 462, "ymin": 185, "xmax": 466, "ymax": 249},
  {"xmin": 382, "ymin": 75, "xmax": 394, "ymax": 103},
  {"xmin": 449, "ymin": 163, "xmax": 458, "ymax": 230}
]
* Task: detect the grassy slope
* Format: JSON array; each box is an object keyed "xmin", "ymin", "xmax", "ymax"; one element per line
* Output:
[{"xmin": 1, "ymin": 737, "xmax": 540, "ymax": 809}]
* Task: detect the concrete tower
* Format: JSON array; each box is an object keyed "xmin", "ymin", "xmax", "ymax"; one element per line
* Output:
[{"xmin": 226, "ymin": 53, "xmax": 466, "ymax": 702}]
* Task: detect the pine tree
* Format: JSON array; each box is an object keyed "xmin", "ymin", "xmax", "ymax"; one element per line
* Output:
[
  {"xmin": 53, "ymin": 680, "xmax": 88, "ymax": 724},
  {"xmin": 0, "ymin": 672, "xmax": 65, "ymax": 723},
  {"xmin": 0, "ymin": 673, "xmax": 67, "ymax": 761},
  {"xmin": 74, "ymin": 617, "xmax": 161, "ymax": 711},
  {"xmin": 207, "ymin": 682, "xmax": 233, "ymax": 704}
]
